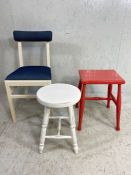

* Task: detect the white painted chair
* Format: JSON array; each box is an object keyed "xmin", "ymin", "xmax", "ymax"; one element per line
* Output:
[
  {"xmin": 5, "ymin": 31, "xmax": 52, "ymax": 122},
  {"xmin": 37, "ymin": 83, "xmax": 81, "ymax": 154}
]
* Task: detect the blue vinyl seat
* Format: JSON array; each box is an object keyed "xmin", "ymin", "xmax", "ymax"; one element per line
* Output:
[{"xmin": 5, "ymin": 66, "xmax": 51, "ymax": 80}]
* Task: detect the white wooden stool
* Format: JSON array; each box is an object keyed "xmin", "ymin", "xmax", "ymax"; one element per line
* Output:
[{"xmin": 37, "ymin": 83, "xmax": 81, "ymax": 154}]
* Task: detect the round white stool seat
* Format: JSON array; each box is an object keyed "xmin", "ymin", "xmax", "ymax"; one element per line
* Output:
[{"xmin": 37, "ymin": 83, "xmax": 81, "ymax": 108}]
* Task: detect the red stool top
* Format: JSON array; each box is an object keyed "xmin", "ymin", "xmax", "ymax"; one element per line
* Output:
[{"xmin": 79, "ymin": 70, "xmax": 125, "ymax": 84}]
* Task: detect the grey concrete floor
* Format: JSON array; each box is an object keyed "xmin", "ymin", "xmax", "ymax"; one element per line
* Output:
[{"xmin": 0, "ymin": 93, "xmax": 131, "ymax": 175}]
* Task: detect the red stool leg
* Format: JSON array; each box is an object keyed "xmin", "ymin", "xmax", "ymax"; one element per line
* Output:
[
  {"xmin": 78, "ymin": 84, "xmax": 86, "ymax": 131},
  {"xmin": 107, "ymin": 84, "xmax": 112, "ymax": 108},
  {"xmin": 116, "ymin": 84, "xmax": 121, "ymax": 131},
  {"xmin": 76, "ymin": 81, "xmax": 83, "ymax": 108}
]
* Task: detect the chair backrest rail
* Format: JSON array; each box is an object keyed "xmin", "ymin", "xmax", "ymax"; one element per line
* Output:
[
  {"xmin": 18, "ymin": 42, "xmax": 24, "ymax": 67},
  {"xmin": 46, "ymin": 42, "xmax": 50, "ymax": 67}
]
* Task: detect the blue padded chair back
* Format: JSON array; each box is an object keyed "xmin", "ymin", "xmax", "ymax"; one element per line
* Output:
[{"xmin": 13, "ymin": 31, "xmax": 52, "ymax": 42}]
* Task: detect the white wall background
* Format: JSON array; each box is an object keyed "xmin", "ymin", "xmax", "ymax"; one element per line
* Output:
[{"xmin": 0, "ymin": 0, "xmax": 131, "ymax": 101}]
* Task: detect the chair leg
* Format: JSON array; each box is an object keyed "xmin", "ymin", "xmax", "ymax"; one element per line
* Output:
[
  {"xmin": 116, "ymin": 84, "xmax": 121, "ymax": 131},
  {"xmin": 39, "ymin": 107, "xmax": 50, "ymax": 154},
  {"xmin": 78, "ymin": 84, "xmax": 86, "ymax": 130},
  {"xmin": 68, "ymin": 106, "xmax": 78, "ymax": 154},
  {"xmin": 5, "ymin": 83, "xmax": 16, "ymax": 123},
  {"xmin": 107, "ymin": 84, "xmax": 112, "ymax": 108}
]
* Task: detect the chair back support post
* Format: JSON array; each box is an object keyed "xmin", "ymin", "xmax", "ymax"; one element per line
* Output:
[
  {"xmin": 18, "ymin": 42, "xmax": 24, "ymax": 67},
  {"xmin": 46, "ymin": 42, "xmax": 50, "ymax": 67}
]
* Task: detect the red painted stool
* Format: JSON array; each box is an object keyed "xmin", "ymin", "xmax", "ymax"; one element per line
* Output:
[{"xmin": 77, "ymin": 70, "xmax": 125, "ymax": 131}]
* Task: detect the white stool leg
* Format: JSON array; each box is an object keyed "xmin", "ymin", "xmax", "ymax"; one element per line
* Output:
[
  {"xmin": 68, "ymin": 106, "xmax": 79, "ymax": 154},
  {"xmin": 39, "ymin": 107, "xmax": 50, "ymax": 154}
]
